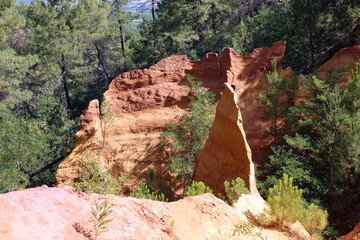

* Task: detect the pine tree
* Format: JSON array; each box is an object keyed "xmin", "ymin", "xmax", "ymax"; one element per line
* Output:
[
  {"xmin": 259, "ymin": 60, "xmax": 287, "ymax": 144},
  {"xmin": 267, "ymin": 174, "xmax": 304, "ymax": 226},
  {"xmin": 160, "ymin": 76, "xmax": 216, "ymax": 192}
]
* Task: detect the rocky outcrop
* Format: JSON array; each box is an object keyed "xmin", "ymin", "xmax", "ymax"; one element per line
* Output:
[
  {"xmin": 55, "ymin": 54, "xmax": 224, "ymax": 192},
  {"xmin": 317, "ymin": 44, "xmax": 360, "ymax": 82},
  {"xmin": 75, "ymin": 99, "xmax": 103, "ymax": 149},
  {"xmin": 55, "ymin": 42, "xmax": 288, "ymax": 192},
  {"xmin": 193, "ymin": 83, "xmax": 260, "ymax": 197},
  {"xmin": 223, "ymin": 41, "xmax": 287, "ymax": 164},
  {"xmin": 0, "ymin": 186, "xmax": 310, "ymax": 240},
  {"xmin": 340, "ymin": 223, "xmax": 360, "ymax": 240}
]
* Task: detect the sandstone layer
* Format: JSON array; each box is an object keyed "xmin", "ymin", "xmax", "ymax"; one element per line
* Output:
[
  {"xmin": 56, "ymin": 42, "xmax": 288, "ymax": 192},
  {"xmin": 0, "ymin": 186, "xmax": 310, "ymax": 240},
  {"xmin": 193, "ymin": 83, "xmax": 260, "ymax": 197}
]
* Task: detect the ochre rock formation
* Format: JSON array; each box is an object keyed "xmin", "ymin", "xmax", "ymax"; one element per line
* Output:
[
  {"xmin": 75, "ymin": 99, "xmax": 103, "ymax": 149},
  {"xmin": 340, "ymin": 223, "xmax": 360, "ymax": 240},
  {"xmin": 193, "ymin": 83, "xmax": 260, "ymax": 197},
  {"xmin": 317, "ymin": 44, "xmax": 360, "ymax": 82},
  {"xmin": 55, "ymin": 41, "xmax": 288, "ymax": 192},
  {"xmin": 0, "ymin": 186, "xmax": 310, "ymax": 240},
  {"xmin": 55, "ymin": 53, "xmax": 224, "ymax": 192},
  {"xmin": 222, "ymin": 41, "xmax": 287, "ymax": 164}
]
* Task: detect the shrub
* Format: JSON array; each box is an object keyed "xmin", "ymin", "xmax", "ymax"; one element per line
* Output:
[
  {"xmin": 100, "ymin": 96, "xmax": 115, "ymax": 149},
  {"xmin": 224, "ymin": 177, "xmax": 250, "ymax": 205},
  {"xmin": 301, "ymin": 203, "xmax": 328, "ymax": 237},
  {"xmin": 267, "ymin": 174, "xmax": 328, "ymax": 237},
  {"xmin": 74, "ymin": 151, "xmax": 126, "ymax": 195},
  {"xmin": 267, "ymin": 174, "xmax": 303, "ymax": 226},
  {"xmin": 91, "ymin": 199, "xmax": 113, "ymax": 240},
  {"xmin": 186, "ymin": 181, "xmax": 213, "ymax": 196},
  {"xmin": 130, "ymin": 181, "xmax": 168, "ymax": 202}
]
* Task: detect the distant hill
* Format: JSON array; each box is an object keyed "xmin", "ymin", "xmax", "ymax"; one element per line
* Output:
[
  {"xmin": 124, "ymin": 0, "xmax": 160, "ymax": 13},
  {"xmin": 17, "ymin": 0, "xmax": 160, "ymax": 13}
]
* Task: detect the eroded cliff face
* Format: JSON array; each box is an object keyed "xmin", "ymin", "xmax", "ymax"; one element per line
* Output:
[
  {"xmin": 221, "ymin": 41, "xmax": 287, "ymax": 164},
  {"xmin": 193, "ymin": 83, "xmax": 260, "ymax": 197},
  {"xmin": 55, "ymin": 42, "xmax": 287, "ymax": 192},
  {"xmin": 55, "ymin": 53, "xmax": 224, "ymax": 192}
]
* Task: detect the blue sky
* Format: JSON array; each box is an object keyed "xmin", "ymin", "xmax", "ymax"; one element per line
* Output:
[{"xmin": 17, "ymin": 0, "xmax": 32, "ymax": 4}]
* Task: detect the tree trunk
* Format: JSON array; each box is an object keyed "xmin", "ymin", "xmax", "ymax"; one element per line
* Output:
[
  {"xmin": 309, "ymin": 27, "xmax": 315, "ymax": 70},
  {"xmin": 152, "ymin": 0, "xmax": 155, "ymax": 20},
  {"xmin": 95, "ymin": 44, "xmax": 113, "ymax": 84},
  {"xmin": 61, "ymin": 54, "xmax": 71, "ymax": 117},
  {"xmin": 118, "ymin": 19, "xmax": 126, "ymax": 57},
  {"xmin": 211, "ymin": 3, "xmax": 216, "ymax": 34},
  {"xmin": 28, "ymin": 155, "xmax": 66, "ymax": 179}
]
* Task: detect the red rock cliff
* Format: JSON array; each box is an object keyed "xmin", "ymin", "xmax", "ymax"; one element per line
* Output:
[
  {"xmin": 55, "ymin": 42, "xmax": 288, "ymax": 192},
  {"xmin": 55, "ymin": 53, "xmax": 224, "ymax": 192}
]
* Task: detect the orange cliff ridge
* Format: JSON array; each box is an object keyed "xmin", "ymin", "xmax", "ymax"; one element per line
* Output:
[
  {"xmin": 55, "ymin": 41, "xmax": 288, "ymax": 193},
  {"xmin": 55, "ymin": 42, "xmax": 360, "ymax": 195}
]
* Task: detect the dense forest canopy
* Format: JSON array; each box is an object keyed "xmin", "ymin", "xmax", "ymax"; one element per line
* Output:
[{"xmin": 1, "ymin": 0, "xmax": 360, "ymax": 236}]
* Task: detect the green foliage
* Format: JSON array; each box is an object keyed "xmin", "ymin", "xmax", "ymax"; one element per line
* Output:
[
  {"xmin": 261, "ymin": 62, "xmax": 360, "ymax": 232},
  {"xmin": 186, "ymin": 181, "xmax": 213, "ymax": 197},
  {"xmin": 345, "ymin": 60, "xmax": 360, "ymax": 112},
  {"xmin": 100, "ymin": 96, "xmax": 115, "ymax": 148},
  {"xmin": 233, "ymin": 222, "xmax": 254, "ymax": 236},
  {"xmin": 0, "ymin": 110, "xmax": 64, "ymax": 193},
  {"xmin": 131, "ymin": 0, "xmax": 360, "ymax": 74},
  {"xmin": 130, "ymin": 181, "xmax": 168, "ymax": 202},
  {"xmin": 74, "ymin": 151, "xmax": 126, "ymax": 195},
  {"xmin": 131, "ymin": 0, "xmax": 243, "ymax": 67},
  {"xmin": 100, "ymin": 96, "xmax": 114, "ymax": 122},
  {"xmin": 247, "ymin": 2, "xmax": 289, "ymax": 49},
  {"xmin": 322, "ymin": 223, "xmax": 341, "ymax": 239},
  {"xmin": 223, "ymin": 177, "xmax": 250, "ymax": 205},
  {"xmin": 267, "ymin": 174, "xmax": 304, "ymax": 226},
  {"xmin": 0, "ymin": 0, "xmax": 133, "ymax": 191},
  {"xmin": 233, "ymin": 222, "xmax": 266, "ymax": 239},
  {"xmin": 90, "ymin": 199, "xmax": 114, "ymax": 240},
  {"xmin": 257, "ymin": 144, "xmax": 312, "ymax": 197},
  {"xmin": 260, "ymin": 60, "xmax": 288, "ymax": 144},
  {"xmin": 301, "ymin": 203, "xmax": 328, "ymax": 237},
  {"xmin": 231, "ymin": 20, "xmax": 252, "ymax": 55},
  {"xmin": 267, "ymin": 174, "xmax": 328, "ymax": 236},
  {"xmin": 160, "ymin": 75, "xmax": 216, "ymax": 190}
]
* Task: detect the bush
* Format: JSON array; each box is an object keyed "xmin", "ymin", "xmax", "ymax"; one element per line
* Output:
[
  {"xmin": 90, "ymin": 199, "xmax": 114, "ymax": 240},
  {"xmin": 301, "ymin": 203, "xmax": 328, "ymax": 237},
  {"xmin": 186, "ymin": 181, "xmax": 213, "ymax": 196},
  {"xmin": 267, "ymin": 174, "xmax": 303, "ymax": 226},
  {"xmin": 223, "ymin": 177, "xmax": 250, "ymax": 205},
  {"xmin": 74, "ymin": 151, "xmax": 126, "ymax": 195},
  {"xmin": 130, "ymin": 181, "xmax": 168, "ymax": 202},
  {"xmin": 267, "ymin": 174, "xmax": 328, "ymax": 237}
]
